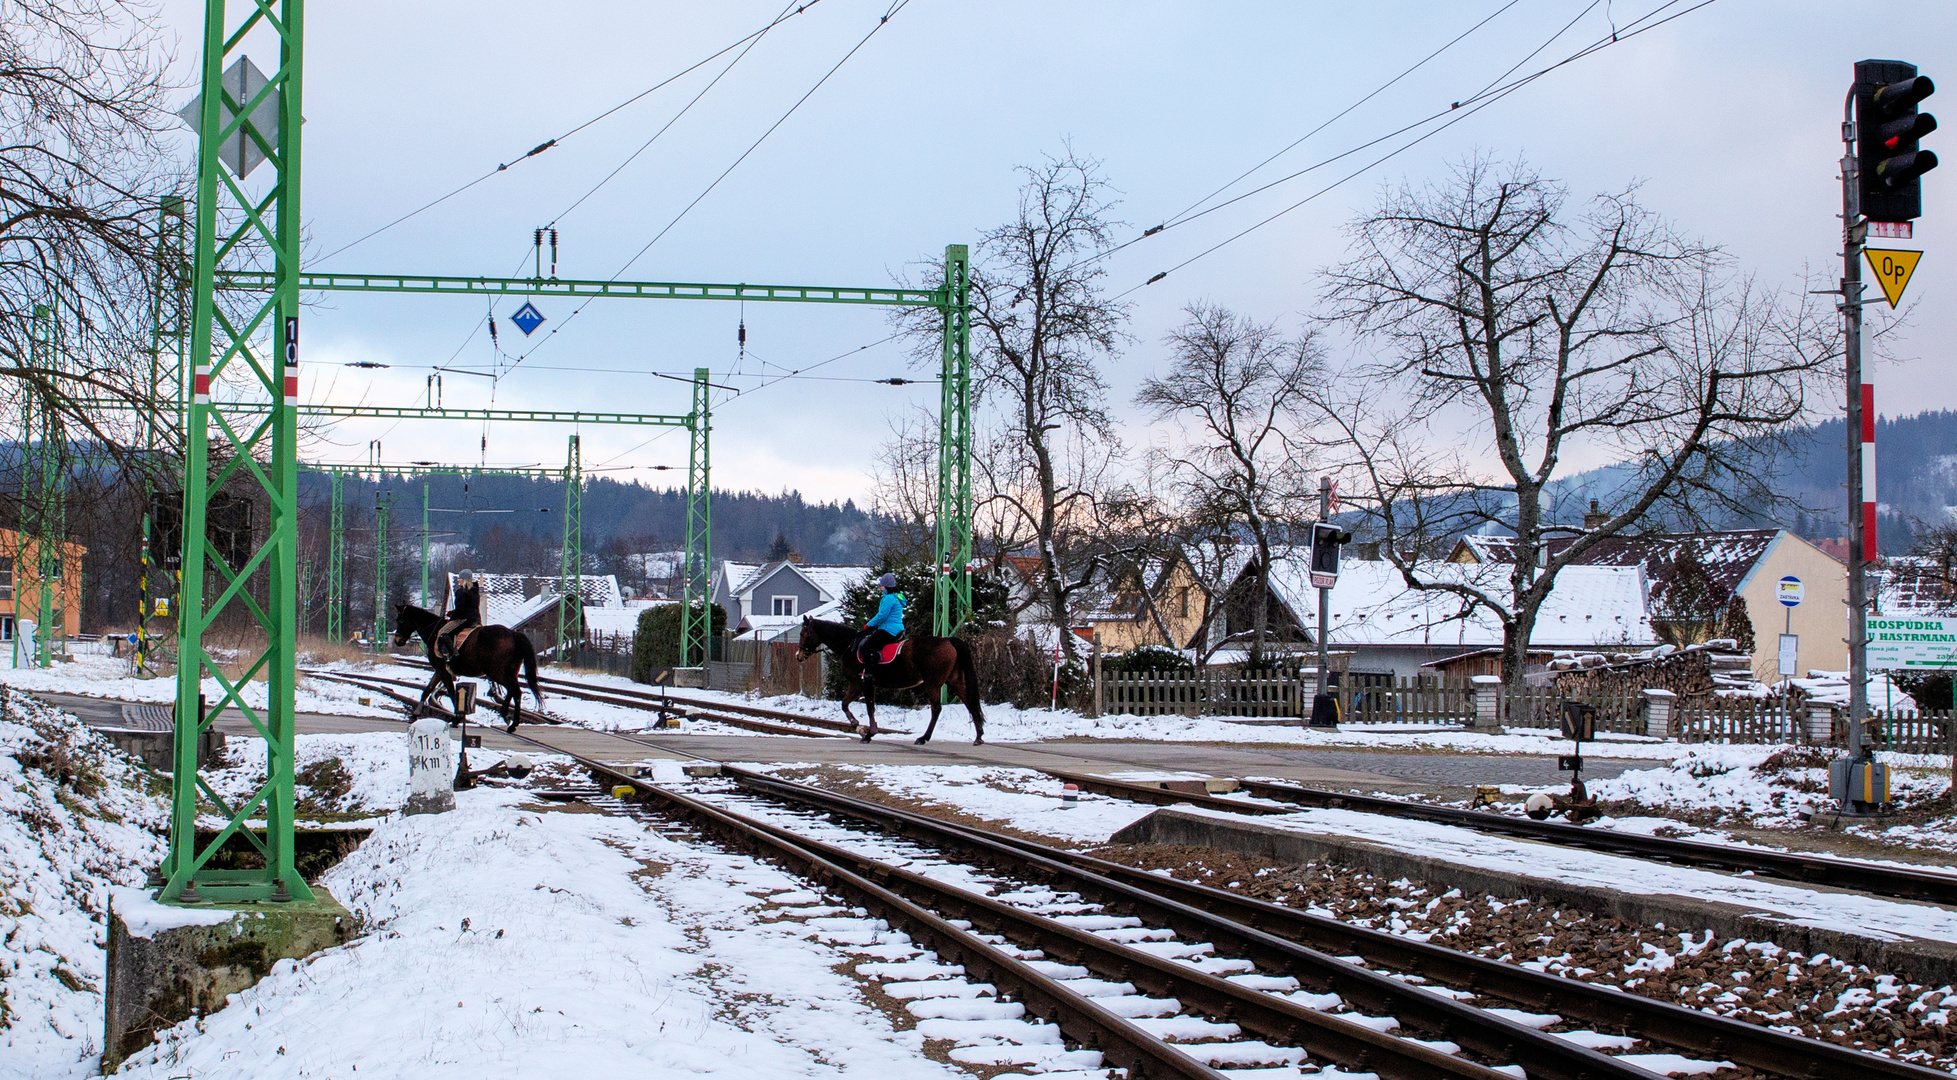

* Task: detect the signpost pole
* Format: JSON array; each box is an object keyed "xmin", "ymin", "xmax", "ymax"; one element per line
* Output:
[{"xmin": 1843, "ymin": 107, "xmax": 1873, "ymax": 791}]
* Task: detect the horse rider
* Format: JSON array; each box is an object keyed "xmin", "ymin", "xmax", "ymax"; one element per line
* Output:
[
  {"xmin": 858, "ymin": 572, "xmax": 905, "ymax": 677},
  {"xmin": 438, "ymin": 571, "xmax": 482, "ymax": 660}
]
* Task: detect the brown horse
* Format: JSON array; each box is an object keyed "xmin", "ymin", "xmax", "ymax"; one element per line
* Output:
[
  {"xmin": 392, "ymin": 603, "xmax": 543, "ymax": 732},
  {"xmin": 795, "ymin": 616, "xmax": 985, "ymax": 744}
]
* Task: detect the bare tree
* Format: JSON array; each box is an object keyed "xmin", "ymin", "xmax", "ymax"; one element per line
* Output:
[
  {"xmin": 1137, "ymin": 303, "xmax": 1323, "ymax": 663},
  {"xmin": 895, "ymin": 150, "xmax": 1129, "ymax": 659},
  {"xmin": 0, "ymin": 2, "xmax": 181, "ymax": 471},
  {"xmin": 1317, "ymin": 157, "xmax": 1837, "ymax": 688}
]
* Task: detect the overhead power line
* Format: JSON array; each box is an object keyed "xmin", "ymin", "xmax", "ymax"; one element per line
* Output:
[
  {"xmin": 499, "ymin": 0, "xmax": 915, "ymax": 378},
  {"xmin": 313, "ymin": 1, "xmax": 830, "ymax": 265},
  {"xmin": 1116, "ymin": 0, "xmax": 1722, "ymax": 296}
]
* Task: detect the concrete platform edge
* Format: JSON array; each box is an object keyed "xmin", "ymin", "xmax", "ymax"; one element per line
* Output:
[
  {"xmin": 1110, "ymin": 807, "xmax": 1957, "ymax": 988},
  {"xmin": 104, "ymin": 889, "xmax": 352, "ymax": 1070}
]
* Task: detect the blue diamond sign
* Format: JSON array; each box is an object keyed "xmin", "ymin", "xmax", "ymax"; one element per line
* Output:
[{"xmin": 510, "ymin": 302, "xmax": 546, "ymax": 336}]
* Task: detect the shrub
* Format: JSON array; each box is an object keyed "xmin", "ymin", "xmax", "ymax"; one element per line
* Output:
[
  {"xmin": 1890, "ymin": 670, "xmax": 1952, "ymax": 710},
  {"xmin": 630, "ymin": 602, "xmax": 725, "ymax": 682},
  {"xmin": 1105, "ymin": 645, "xmax": 1193, "ymax": 674}
]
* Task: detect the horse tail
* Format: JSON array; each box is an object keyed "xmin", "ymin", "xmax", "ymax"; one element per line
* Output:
[
  {"xmin": 951, "ymin": 636, "xmax": 984, "ymax": 721},
  {"xmin": 521, "ymin": 634, "xmax": 543, "ymax": 705}
]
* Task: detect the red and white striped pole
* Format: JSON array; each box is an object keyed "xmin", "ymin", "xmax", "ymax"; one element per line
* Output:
[{"xmin": 1861, "ymin": 382, "xmax": 1877, "ymax": 557}]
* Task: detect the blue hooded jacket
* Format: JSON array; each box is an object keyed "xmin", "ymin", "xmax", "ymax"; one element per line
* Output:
[{"xmin": 867, "ymin": 590, "xmax": 906, "ymax": 635}]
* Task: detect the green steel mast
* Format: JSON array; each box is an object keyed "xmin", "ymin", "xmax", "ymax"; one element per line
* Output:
[
  {"xmin": 557, "ymin": 434, "xmax": 582, "ymax": 649},
  {"xmin": 165, "ymin": 0, "xmax": 309, "ymax": 904},
  {"xmin": 681, "ymin": 368, "xmax": 712, "ymax": 666},
  {"xmin": 933, "ymin": 245, "xmax": 973, "ymax": 638}
]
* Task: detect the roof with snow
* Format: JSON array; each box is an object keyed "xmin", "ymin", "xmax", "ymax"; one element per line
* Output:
[
  {"xmin": 1262, "ymin": 557, "xmax": 1653, "ymax": 649},
  {"xmin": 1452, "ymin": 529, "xmax": 1786, "ymax": 619},
  {"xmin": 1873, "ymin": 557, "xmax": 1957, "ymax": 616}
]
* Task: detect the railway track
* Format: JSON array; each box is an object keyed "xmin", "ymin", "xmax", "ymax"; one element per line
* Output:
[
  {"xmin": 1045, "ymin": 768, "xmax": 1957, "ymax": 908},
  {"xmin": 502, "ymin": 725, "xmax": 1947, "ymax": 1080},
  {"xmin": 307, "ymin": 665, "xmax": 870, "ymax": 739},
  {"xmin": 376, "ymin": 656, "xmax": 907, "ymax": 738}
]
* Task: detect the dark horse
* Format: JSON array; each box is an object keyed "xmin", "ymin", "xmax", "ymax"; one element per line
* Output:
[
  {"xmin": 391, "ymin": 603, "xmax": 543, "ymax": 733},
  {"xmin": 795, "ymin": 616, "xmax": 984, "ymax": 744}
]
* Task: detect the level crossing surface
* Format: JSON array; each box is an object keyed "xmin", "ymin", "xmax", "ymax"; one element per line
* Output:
[{"xmin": 39, "ymin": 690, "xmax": 1643, "ymax": 793}]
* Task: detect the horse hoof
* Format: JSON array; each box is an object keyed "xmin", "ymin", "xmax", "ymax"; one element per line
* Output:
[
  {"xmin": 860, "ymin": 730, "xmax": 874, "ymax": 743},
  {"xmin": 505, "ymin": 723, "xmax": 518, "ymax": 735},
  {"xmin": 973, "ymin": 736, "xmax": 984, "ymax": 746},
  {"xmin": 913, "ymin": 735, "xmax": 930, "ymax": 745}
]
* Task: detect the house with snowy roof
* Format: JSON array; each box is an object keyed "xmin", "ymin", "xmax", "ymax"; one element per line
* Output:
[
  {"xmin": 1002, "ymin": 550, "xmax": 1213, "ymax": 653},
  {"xmin": 441, "ymin": 571, "xmax": 625, "ymax": 653},
  {"xmin": 1447, "ymin": 526, "xmax": 1845, "ymax": 681},
  {"xmin": 1217, "ymin": 552, "xmax": 1655, "ymax": 678},
  {"xmin": 711, "ymin": 557, "xmax": 872, "ymax": 642}
]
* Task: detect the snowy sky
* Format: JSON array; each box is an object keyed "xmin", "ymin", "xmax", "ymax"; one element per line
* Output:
[{"xmin": 153, "ymin": 0, "xmax": 1954, "ymax": 505}]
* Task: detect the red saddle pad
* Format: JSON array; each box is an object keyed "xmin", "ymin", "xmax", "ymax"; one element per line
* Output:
[{"xmin": 878, "ymin": 642, "xmax": 902, "ymax": 664}]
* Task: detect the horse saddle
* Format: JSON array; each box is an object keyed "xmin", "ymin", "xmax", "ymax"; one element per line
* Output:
[
  {"xmin": 451, "ymin": 626, "xmax": 479, "ymax": 652},
  {"xmin": 857, "ymin": 638, "xmax": 903, "ymax": 666}
]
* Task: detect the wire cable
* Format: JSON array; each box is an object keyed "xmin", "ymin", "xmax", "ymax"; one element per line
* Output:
[
  {"xmin": 1089, "ymin": 0, "xmax": 1695, "ymax": 275},
  {"xmin": 1158, "ymin": 0, "xmax": 1525, "ymax": 232},
  {"xmin": 1116, "ymin": 0, "xmax": 1718, "ymax": 295},
  {"xmin": 546, "ymin": 0, "xmax": 807, "ymax": 228},
  {"xmin": 498, "ymin": 0, "xmax": 915, "ymax": 378},
  {"xmin": 313, "ymin": 1, "xmax": 830, "ymax": 265}
]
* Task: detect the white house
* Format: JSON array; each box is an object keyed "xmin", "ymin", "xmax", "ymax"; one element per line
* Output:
[{"xmin": 1222, "ymin": 554, "xmax": 1655, "ymax": 678}]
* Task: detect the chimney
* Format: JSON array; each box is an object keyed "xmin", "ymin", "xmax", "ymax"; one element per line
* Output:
[
  {"xmin": 1583, "ymin": 499, "xmax": 1608, "ymax": 531},
  {"xmin": 786, "ymin": 552, "xmax": 803, "ymax": 564}
]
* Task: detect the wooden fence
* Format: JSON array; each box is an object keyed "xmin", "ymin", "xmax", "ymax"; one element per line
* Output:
[
  {"xmin": 1344, "ymin": 678, "xmax": 1472, "ymax": 726},
  {"xmin": 1839, "ymin": 710, "xmax": 1954, "ymax": 756},
  {"xmin": 1673, "ymin": 699, "xmax": 1802, "ymax": 745},
  {"xmin": 1499, "ymin": 688, "xmax": 1647, "ymax": 734},
  {"xmin": 705, "ymin": 637, "xmax": 825, "ymax": 697}
]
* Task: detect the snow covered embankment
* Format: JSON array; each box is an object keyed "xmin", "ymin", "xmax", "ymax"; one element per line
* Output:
[
  {"xmin": 116, "ymin": 790, "xmax": 979, "ymax": 1080},
  {"xmin": 0, "ymin": 693, "xmax": 168, "ymax": 1080}
]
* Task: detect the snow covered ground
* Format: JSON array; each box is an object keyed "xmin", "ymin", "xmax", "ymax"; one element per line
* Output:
[
  {"xmin": 0, "ymin": 654, "xmax": 401, "ymax": 719},
  {"xmin": 544, "ymin": 670, "xmax": 1699, "ymax": 760},
  {"xmin": 0, "ymin": 696, "xmax": 168, "ymax": 1080},
  {"xmin": 112, "ymin": 788, "xmax": 1056, "ymax": 1080}
]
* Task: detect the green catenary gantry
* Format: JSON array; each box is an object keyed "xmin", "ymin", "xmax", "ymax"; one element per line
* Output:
[{"xmin": 163, "ymin": 0, "xmax": 972, "ymax": 907}]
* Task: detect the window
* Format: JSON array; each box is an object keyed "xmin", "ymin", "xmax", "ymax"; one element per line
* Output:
[
  {"xmin": 0, "ymin": 569, "xmax": 12, "ymax": 600},
  {"xmin": 771, "ymin": 595, "xmax": 797, "ymax": 617},
  {"xmin": 1176, "ymin": 587, "xmax": 1191, "ymax": 618},
  {"xmin": 1, "ymin": 616, "xmax": 13, "ymax": 641}
]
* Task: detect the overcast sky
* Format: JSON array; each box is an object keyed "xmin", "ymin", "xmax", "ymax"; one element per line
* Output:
[{"xmin": 157, "ymin": 0, "xmax": 1953, "ymax": 506}]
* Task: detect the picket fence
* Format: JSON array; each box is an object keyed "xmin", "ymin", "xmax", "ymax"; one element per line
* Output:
[{"xmin": 1100, "ymin": 671, "xmax": 1303, "ymax": 718}]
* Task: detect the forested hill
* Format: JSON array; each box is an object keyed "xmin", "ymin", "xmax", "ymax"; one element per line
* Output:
[
  {"xmin": 295, "ymin": 472, "xmax": 892, "ymax": 562},
  {"xmin": 1555, "ymin": 408, "xmax": 1957, "ymax": 549}
]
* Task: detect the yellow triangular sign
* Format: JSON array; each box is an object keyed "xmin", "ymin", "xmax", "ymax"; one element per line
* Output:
[{"xmin": 1864, "ymin": 248, "xmax": 1923, "ymax": 308}]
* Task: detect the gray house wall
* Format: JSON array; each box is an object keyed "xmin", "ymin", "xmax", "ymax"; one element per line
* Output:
[{"xmin": 747, "ymin": 565, "xmax": 823, "ymax": 620}]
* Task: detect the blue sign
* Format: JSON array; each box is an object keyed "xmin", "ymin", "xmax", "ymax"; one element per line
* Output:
[
  {"xmin": 1777, "ymin": 575, "xmax": 1803, "ymax": 607},
  {"xmin": 510, "ymin": 302, "xmax": 546, "ymax": 336}
]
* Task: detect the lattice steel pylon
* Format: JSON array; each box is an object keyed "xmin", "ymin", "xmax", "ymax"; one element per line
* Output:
[
  {"xmin": 326, "ymin": 472, "xmax": 343, "ymax": 641},
  {"xmin": 932, "ymin": 245, "xmax": 973, "ymax": 638},
  {"xmin": 557, "ymin": 434, "xmax": 582, "ymax": 648},
  {"xmin": 373, "ymin": 488, "xmax": 388, "ymax": 651},
  {"xmin": 138, "ymin": 197, "xmax": 189, "ymax": 677},
  {"xmin": 681, "ymin": 368, "xmax": 712, "ymax": 666},
  {"xmin": 21, "ymin": 298, "xmax": 64, "ymax": 669},
  {"xmin": 164, "ymin": 0, "xmax": 309, "ymax": 904}
]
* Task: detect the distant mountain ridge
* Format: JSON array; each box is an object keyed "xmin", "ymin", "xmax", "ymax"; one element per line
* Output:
[{"xmin": 1552, "ymin": 409, "xmax": 1957, "ymax": 550}]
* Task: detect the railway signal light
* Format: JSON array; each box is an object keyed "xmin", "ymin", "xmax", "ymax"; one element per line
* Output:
[
  {"xmin": 1308, "ymin": 522, "xmax": 1352, "ymax": 589},
  {"xmin": 1855, "ymin": 60, "xmax": 1938, "ymax": 223}
]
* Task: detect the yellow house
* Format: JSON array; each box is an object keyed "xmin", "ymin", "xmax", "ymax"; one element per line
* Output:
[
  {"xmin": 0, "ymin": 527, "xmax": 88, "ymax": 640},
  {"xmin": 1081, "ymin": 553, "xmax": 1208, "ymax": 653}
]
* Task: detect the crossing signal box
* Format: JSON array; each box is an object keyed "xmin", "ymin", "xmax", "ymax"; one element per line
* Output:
[
  {"xmin": 1308, "ymin": 522, "xmax": 1352, "ymax": 589},
  {"xmin": 1855, "ymin": 59, "xmax": 1938, "ymax": 223}
]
